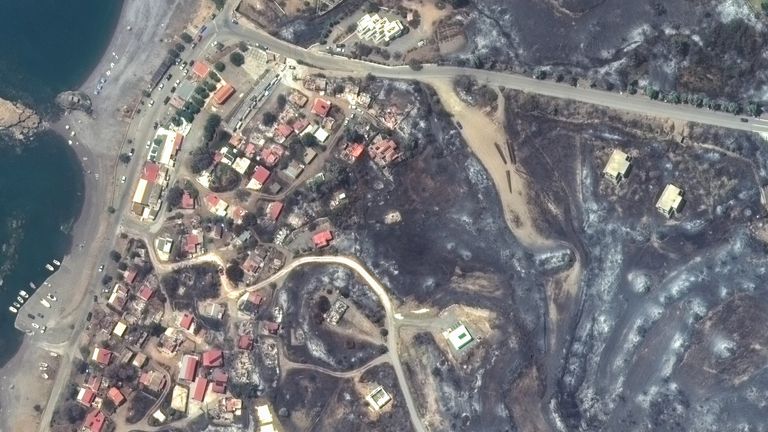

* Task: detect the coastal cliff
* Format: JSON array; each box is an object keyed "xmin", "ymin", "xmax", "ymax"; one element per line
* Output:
[{"xmin": 0, "ymin": 98, "xmax": 43, "ymax": 140}]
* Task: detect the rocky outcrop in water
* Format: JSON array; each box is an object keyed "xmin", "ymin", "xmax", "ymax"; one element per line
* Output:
[
  {"xmin": 0, "ymin": 98, "xmax": 44, "ymax": 140},
  {"xmin": 55, "ymin": 91, "xmax": 92, "ymax": 114}
]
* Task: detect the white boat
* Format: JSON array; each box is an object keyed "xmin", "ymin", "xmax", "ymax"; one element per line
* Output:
[
  {"xmin": 19, "ymin": 290, "xmax": 28, "ymax": 298},
  {"xmin": 29, "ymin": 282, "xmax": 36, "ymax": 289},
  {"xmin": 17, "ymin": 296, "xmax": 24, "ymax": 304},
  {"xmin": 45, "ymin": 264, "xmax": 54, "ymax": 271},
  {"xmin": 52, "ymin": 259, "xmax": 61, "ymax": 266},
  {"xmin": 40, "ymin": 299, "xmax": 51, "ymax": 308},
  {"xmin": 8, "ymin": 306, "xmax": 17, "ymax": 313},
  {"xmin": 12, "ymin": 302, "xmax": 21, "ymax": 308}
]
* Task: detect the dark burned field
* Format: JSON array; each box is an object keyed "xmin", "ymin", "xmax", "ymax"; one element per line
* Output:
[{"xmin": 456, "ymin": 0, "xmax": 768, "ymax": 101}]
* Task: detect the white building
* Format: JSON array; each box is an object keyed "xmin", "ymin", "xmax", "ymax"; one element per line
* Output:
[
  {"xmin": 356, "ymin": 14, "xmax": 404, "ymax": 44},
  {"xmin": 443, "ymin": 323, "xmax": 474, "ymax": 351}
]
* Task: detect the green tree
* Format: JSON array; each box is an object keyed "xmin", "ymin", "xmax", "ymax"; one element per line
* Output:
[
  {"xmin": 204, "ymin": 114, "xmax": 222, "ymax": 142},
  {"xmin": 204, "ymin": 81, "xmax": 217, "ymax": 92},
  {"xmin": 166, "ymin": 186, "xmax": 184, "ymax": 208},
  {"xmin": 180, "ymin": 32, "xmax": 193, "ymax": 44},
  {"xmin": 109, "ymin": 250, "xmax": 121, "ymax": 262},
  {"xmin": 226, "ymin": 263, "xmax": 244, "ymax": 283},
  {"xmin": 208, "ymin": 71, "xmax": 221, "ymax": 82},
  {"xmin": 168, "ymin": 48, "xmax": 179, "ymax": 58},
  {"xmin": 301, "ymin": 133, "xmax": 320, "ymax": 148},
  {"xmin": 229, "ymin": 51, "xmax": 245, "ymax": 66},
  {"xmin": 238, "ymin": 41, "xmax": 249, "ymax": 52},
  {"xmin": 276, "ymin": 94, "xmax": 287, "ymax": 111},
  {"xmin": 262, "ymin": 111, "xmax": 277, "ymax": 126},
  {"xmin": 214, "ymin": 61, "xmax": 226, "ymax": 72},
  {"xmin": 762, "ymin": 0, "xmax": 768, "ymax": 14},
  {"xmin": 174, "ymin": 43, "xmax": 185, "ymax": 53},
  {"xmin": 118, "ymin": 153, "xmax": 131, "ymax": 164}
]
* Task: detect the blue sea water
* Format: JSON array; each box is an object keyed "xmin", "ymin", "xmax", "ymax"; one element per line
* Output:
[{"xmin": 0, "ymin": 0, "xmax": 123, "ymax": 366}]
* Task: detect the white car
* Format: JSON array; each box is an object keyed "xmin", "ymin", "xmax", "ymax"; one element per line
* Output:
[
  {"xmin": 159, "ymin": 83, "xmax": 164, "ymax": 89},
  {"xmin": 148, "ymin": 99, "xmax": 154, "ymax": 107},
  {"xmin": 120, "ymin": 176, "xmax": 126, "ymax": 183},
  {"xmin": 40, "ymin": 299, "xmax": 51, "ymax": 308},
  {"xmin": 146, "ymin": 140, "xmax": 151, "ymax": 148},
  {"xmin": 40, "ymin": 326, "xmax": 46, "ymax": 334},
  {"xmin": 31, "ymin": 323, "xmax": 40, "ymax": 329},
  {"xmin": 47, "ymin": 294, "xmax": 57, "ymax": 302},
  {"xmin": 175, "ymin": 79, "xmax": 181, "ymax": 86},
  {"xmin": 98, "ymin": 265, "xmax": 105, "ymax": 272}
]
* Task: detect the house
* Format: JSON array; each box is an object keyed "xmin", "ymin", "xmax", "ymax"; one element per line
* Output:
[
  {"xmin": 444, "ymin": 323, "xmax": 473, "ymax": 351},
  {"xmin": 231, "ymin": 206, "xmax": 248, "ymax": 224},
  {"xmin": 247, "ymin": 166, "xmax": 271, "ymax": 190},
  {"xmin": 267, "ymin": 201, "xmax": 284, "ymax": 221},
  {"xmin": 179, "ymin": 354, "xmax": 198, "ymax": 382},
  {"xmin": 179, "ymin": 312, "xmax": 195, "ymax": 332},
  {"xmin": 108, "ymin": 283, "xmax": 129, "ymax": 312},
  {"xmin": 202, "ymin": 349, "xmax": 223, "ymax": 368},
  {"xmin": 302, "ymin": 147, "xmax": 317, "ymax": 164},
  {"xmin": 181, "ymin": 192, "xmax": 195, "ymax": 209},
  {"xmin": 283, "ymin": 160, "xmax": 304, "ymax": 179},
  {"xmin": 603, "ymin": 149, "xmax": 632, "ymax": 184},
  {"xmin": 87, "ymin": 375, "xmax": 102, "ymax": 392},
  {"xmin": 256, "ymin": 403, "xmax": 274, "ymax": 425},
  {"xmin": 288, "ymin": 90, "xmax": 308, "ymax": 107},
  {"xmin": 242, "ymin": 256, "xmax": 264, "ymax": 275},
  {"xmin": 292, "ymin": 118, "xmax": 310, "ymax": 134},
  {"xmin": 184, "ymin": 233, "xmax": 201, "ymax": 256},
  {"xmin": 656, "ymin": 184, "xmax": 685, "ymax": 218},
  {"xmin": 82, "ymin": 409, "xmax": 107, "ymax": 432},
  {"xmin": 232, "ymin": 156, "xmax": 251, "ymax": 174},
  {"xmin": 275, "ymin": 124, "xmax": 293, "ymax": 141},
  {"xmin": 140, "ymin": 370, "xmax": 167, "ymax": 393},
  {"xmin": 369, "ymin": 138, "xmax": 401, "ymax": 166},
  {"xmin": 191, "ymin": 376, "xmax": 208, "ymax": 402},
  {"xmin": 171, "ymin": 385, "xmax": 188, "ymax": 413},
  {"xmin": 112, "ymin": 321, "xmax": 128, "ymax": 338},
  {"xmin": 345, "ymin": 143, "xmax": 365, "ymax": 162},
  {"xmin": 77, "ymin": 387, "xmax": 96, "ymax": 406},
  {"xmin": 220, "ymin": 396, "xmax": 243, "ymax": 415},
  {"xmin": 237, "ymin": 334, "xmax": 254, "ymax": 350},
  {"xmin": 192, "ymin": 61, "xmax": 211, "ymax": 79},
  {"xmin": 142, "ymin": 162, "xmax": 161, "ymax": 183},
  {"xmin": 206, "ymin": 194, "xmax": 229, "ymax": 217},
  {"xmin": 263, "ymin": 321, "xmax": 280, "ymax": 335},
  {"xmin": 314, "ymin": 127, "xmax": 330, "ymax": 143},
  {"xmin": 312, "ymin": 230, "xmax": 333, "ymax": 248},
  {"xmin": 123, "ymin": 266, "xmax": 138, "ymax": 284},
  {"xmin": 91, "ymin": 348, "xmax": 113, "ymax": 366},
  {"xmin": 260, "ymin": 147, "xmax": 281, "ymax": 168},
  {"xmin": 107, "ymin": 387, "xmax": 126, "ymax": 406},
  {"xmin": 137, "ymin": 283, "xmax": 155, "ymax": 302},
  {"xmin": 357, "ymin": 13, "xmax": 404, "ymax": 44},
  {"xmin": 213, "ymin": 83, "xmax": 235, "ymax": 105},
  {"xmin": 365, "ymin": 386, "xmax": 392, "ymax": 410},
  {"xmin": 211, "ymin": 369, "xmax": 228, "ymax": 394},
  {"xmin": 132, "ymin": 352, "xmax": 147, "ymax": 368},
  {"xmin": 311, "ymin": 98, "xmax": 331, "ymax": 117},
  {"xmin": 202, "ymin": 302, "xmax": 225, "ymax": 320}
]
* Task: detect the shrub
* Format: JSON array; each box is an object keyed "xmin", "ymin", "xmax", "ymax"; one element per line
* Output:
[
  {"xmin": 214, "ymin": 61, "xmax": 225, "ymax": 72},
  {"xmin": 229, "ymin": 51, "xmax": 245, "ymax": 66}
]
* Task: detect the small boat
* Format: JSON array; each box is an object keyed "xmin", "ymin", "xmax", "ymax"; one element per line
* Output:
[
  {"xmin": 52, "ymin": 259, "xmax": 61, "ymax": 266},
  {"xmin": 17, "ymin": 296, "xmax": 24, "ymax": 304},
  {"xmin": 12, "ymin": 302, "xmax": 21, "ymax": 308},
  {"xmin": 19, "ymin": 290, "xmax": 28, "ymax": 298},
  {"xmin": 29, "ymin": 282, "xmax": 36, "ymax": 289},
  {"xmin": 45, "ymin": 264, "xmax": 54, "ymax": 271},
  {"xmin": 8, "ymin": 306, "xmax": 17, "ymax": 313}
]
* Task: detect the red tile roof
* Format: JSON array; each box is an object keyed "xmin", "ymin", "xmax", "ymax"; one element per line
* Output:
[
  {"xmin": 248, "ymin": 292, "xmax": 263, "ymax": 305},
  {"xmin": 191, "ymin": 377, "xmax": 208, "ymax": 402},
  {"xmin": 347, "ymin": 143, "xmax": 365, "ymax": 159},
  {"xmin": 192, "ymin": 61, "xmax": 210, "ymax": 78},
  {"xmin": 292, "ymin": 118, "xmax": 310, "ymax": 133},
  {"xmin": 311, "ymin": 98, "xmax": 331, "ymax": 117},
  {"xmin": 213, "ymin": 83, "xmax": 235, "ymax": 105},
  {"xmin": 181, "ymin": 192, "xmax": 195, "ymax": 209},
  {"xmin": 137, "ymin": 284, "xmax": 154, "ymax": 302},
  {"xmin": 87, "ymin": 375, "xmax": 102, "ymax": 391},
  {"xmin": 202, "ymin": 349, "xmax": 223, "ymax": 368},
  {"xmin": 276, "ymin": 123, "xmax": 293, "ymax": 138},
  {"xmin": 237, "ymin": 334, "xmax": 254, "ymax": 350},
  {"xmin": 142, "ymin": 162, "xmax": 161, "ymax": 183},
  {"xmin": 211, "ymin": 369, "xmax": 228, "ymax": 385},
  {"xmin": 78, "ymin": 388, "xmax": 96, "ymax": 406},
  {"xmin": 245, "ymin": 142, "xmax": 256, "ymax": 157},
  {"xmin": 92, "ymin": 348, "xmax": 112, "ymax": 366},
  {"xmin": 260, "ymin": 148, "xmax": 280, "ymax": 167},
  {"xmin": 212, "ymin": 382, "xmax": 226, "ymax": 394},
  {"xmin": 124, "ymin": 267, "xmax": 138, "ymax": 284},
  {"xmin": 252, "ymin": 166, "xmax": 271, "ymax": 185},
  {"xmin": 267, "ymin": 201, "xmax": 284, "ymax": 221},
  {"xmin": 83, "ymin": 409, "xmax": 107, "ymax": 432},
  {"xmin": 206, "ymin": 194, "xmax": 220, "ymax": 208},
  {"xmin": 264, "ymin": 321, "xmax": 280, "ymax": 334},
  {"xmin": 232, "ymin": 207, "xmax": 247, "ymax": 224},
  {"xmin": 180, "ymin": 355, "xmax": 198, "ymax": 382},
  {"xmin": 179, "ymin": 312, "xmax": 194, "ymax": 331},
  {"xmin": 312, "ymin": 230, "xmax": 333, "ymax": 248},
  {"xmin": 107, "ymin": 387, "xmax": 126, "ymax": 406},
  {"xmin": 184, "ymin": 234, "xmax": 200, "ymax": 254},
  {"xmin": 173, "ymin": 133, "xmax": 184, "ymax": 152}
]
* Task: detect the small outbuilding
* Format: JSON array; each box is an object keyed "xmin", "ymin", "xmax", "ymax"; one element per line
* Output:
[
  {"xmin": 656, "ymin": 184, "xmax": 685, "ymax": 218},
  {"xmin": 443, "ymin": 323, "xmax": 474, "ymax": 351},
  {"xmin": 365, "ymin": 386, "xmax": 392, "ymax": 411}
]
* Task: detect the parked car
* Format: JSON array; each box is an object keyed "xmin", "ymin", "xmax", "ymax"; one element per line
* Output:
[
  {"xmin": 120, "ymin": 176, "xmax": 126, "ymax": 183},
  {"xmin": 47, "ymin": 294, "xmax": 57, "ymax": 302},
  {"xmin": 98, "ymin": 264, "xmax": 105, "ymax": 272}
]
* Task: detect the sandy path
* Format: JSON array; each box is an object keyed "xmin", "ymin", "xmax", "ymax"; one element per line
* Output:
[{"xmin": 429, "ymin": 80, "xmax": 551, "ymax": 249}]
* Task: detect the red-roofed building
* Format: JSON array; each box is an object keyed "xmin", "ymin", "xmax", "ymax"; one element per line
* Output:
[
  {"xmin": 264, "ymin": 321, "xmax": 280, "ymax": 335},
  {"xmin": 107, "ymin": 387, "xmax": 126, "ymax": 406},
  {"xmin": 184, "ymin": 234, "xmax": 201, "ymax": 255},
  {"xmin": 91, "ymin": 348, "xmax": 113, "ymax": 366},
  {"xmin": 179, "ymin": 312, "xmax": 194, "ymax": 331},
  {"xmin": 213, "ymin": 84, "xmax": 235, "ymax": 105},
  {"xmin": 181, "ymin": 192, "xmax": 195, "ymax": 209},
  {"xmin": 77, "ymin": 387, "xmax": 96, "ymax": 406},
  {"xmin": 179, "ymin": 354, "xmax": 198, "ymax": 382},
  {"xmin": 191, "ymin": 376, "xmax": 208, "ymax": 402},
  {"xmin": 345, "ymin": 143, "xmax": 365, "ymax": 161},
  {"xmin": 142, "ymin": 162, "xmax": 161, "ymax": 183},
  {"xmin": 369, "ymin": 139, "xmax": 401, "ymax": 166},
  {"xmin": 87, "ymin": 375, "xmax": 102, "ymax": 392},
  {"xmin": 202, "ymin": 349, "xmax": 223, "ymax": 368},
  {"xmin": 123, "ymin": 266, "xmax": 138, "ymax": 284},
  {"xmin": 311, "ymin": 98, "xmax": 331, "ymax": 117},
  {"xmin": 312, "ymin": 230, "xmax": 334, "ymax": 248},
  {"xmin": 251, "ymin": 166, "xmax": 270, "ymax": 187},
  {"xmin": 206, "ymin": 194, "xmax": 220, "ymax": 208},
  {"xmin": 137, "ymin": 284, "xmax": 154, "ymax": 302},
  {"xmin": 260, "ymin": 147, "xmax": 280, "ymax": 167},
  {"xmin": 248, "ymin": 292, "xmax": 264, "ymax": 306},
  {"xmin": 267, "ymin": 201, "xmax": 284, "ymax": 221},
  {"xmin": 292, "ymin": 118, "xmax": 310, "ymax": 133},
  {"xmin": 82, "ymin": 409, "xmax": 107, "ymax": 432},
  {"xmin": 275, "ymin": 124, "xmax": 293, "ymax": 140},
  {"xmin": 173, "ymin": 133, "xmax": 184, "ymax": 152},
  {"xmin": 211, "ymin": 369, "xmax": 228, "ymax": 393},
  {"xmin": 237, "ymin": 334, "xmax": 254, "ymax": 350},
  {"xmin": 192, "ymin": 61, "xmax": 210, "ymax": 79},
  {"xmin": 244, "ymin": 142, "xmax": 257, "ymax": 158},
  {"xmin": 231, "ymin": 207, "xmax": 247, "ymax": 224}
]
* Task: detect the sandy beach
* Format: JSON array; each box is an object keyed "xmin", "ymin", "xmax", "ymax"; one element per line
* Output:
[{"xmin": 0, "ymin": 1, "xmax": 202, "ymax": 430}]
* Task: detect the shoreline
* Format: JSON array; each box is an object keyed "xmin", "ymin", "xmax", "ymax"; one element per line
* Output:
[{"xmin": 0, "ymin": 1, "xmax": 201, "ymax": 430}]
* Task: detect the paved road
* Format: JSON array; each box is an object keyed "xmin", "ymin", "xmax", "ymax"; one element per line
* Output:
[
  {"xmin": 215, "ymin": 2, "xmax": 768, "ymax": 135},
  {"xmin": 228, "ymin": 255, "xmax": 426, "ymax": 432}
]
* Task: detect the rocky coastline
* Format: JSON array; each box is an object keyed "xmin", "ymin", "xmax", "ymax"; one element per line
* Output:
[{"xmin": 0, "ymin": 98, "xmax": 44, "ymax": 140}]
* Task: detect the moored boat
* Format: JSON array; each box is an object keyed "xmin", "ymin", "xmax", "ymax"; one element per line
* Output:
[
  {"xmin": 45, "ymin": 264, "xmax": 54, "ymax": 271},
  {"xmin": 17, "ymin": 296, "xmax": 24, "ymax": 303},
  {"xmin": 29, "ymin": 282, "xmax": 36, "ymax": 289},
  {"xmin": 52, "ymin": 259, "xmax": 61, "ymax": 266},
  {"xmin": 8, "ymin": 306, "xmax": 17, "ymax": 313},
  {"xmin": 12, "ymin": 302, "xmax": 21, "ymax": 308},
  {"xmin": 19, "ymin": 290, "xmax": 28, "ymax": 298}
]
